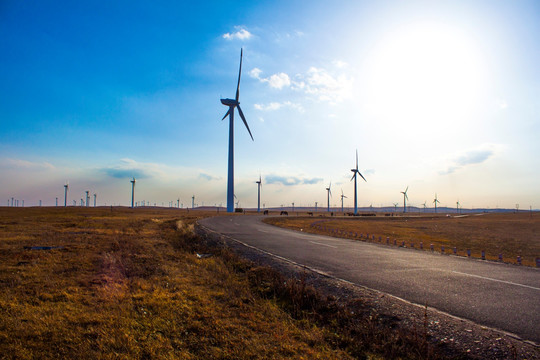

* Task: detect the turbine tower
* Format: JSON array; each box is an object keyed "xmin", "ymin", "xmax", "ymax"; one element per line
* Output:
[
  {"xmin": 433, "ymin": 194, "xmax": 440, "ymax": 213},
  {"xmin": 85, "ymin": 191, "xmax": 89, "ymax": 207},
  {"xmin": 192, "ymin": 195, "xmax": 195, "ymax": 209},
  {"xmin": 256, "ymin": 175, "xmax": 262, "ymax": 213},
  {"xmin": 130, "ymin": 177, "xmax": 136, "ymax": 208},
  {"xmin": 220, "ymin": 48, "xmax": 254, "ymax": 213},
  {"xmin": 401, "ymin": 186, "xmax": 409, "ymax": 213},
  {"xmin": 423, "ymin": 201, "xmax": 427, "ymax": 212},
  {"xmin": 456, "ymin": 200, "xmax": 460, "ymax": 214},
  {"xmin": 350, "ymin": 149, "xmax": 367, "ymax": 215},
  {"xmin": 94, "ymin": 193, "xmax": 97, "ymax": 207},
  {"xmin": 340, "ymin": 189, "xmax": 347, "ymax": 213},
  {"xmin": 326, "ymin": 182, "xmax": 332, "ymax": 212},
  {"xmin": 64, "ymin": 183, "xmax": 69, "ymax": 207}
]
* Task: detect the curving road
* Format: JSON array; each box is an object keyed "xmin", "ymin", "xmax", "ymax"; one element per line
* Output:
[{"xmin": 199, "ymin": 215, "xmax": 540, "ymax": 344}]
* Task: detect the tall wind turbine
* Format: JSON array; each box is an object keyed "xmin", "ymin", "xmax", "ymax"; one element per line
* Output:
[
  {"xmin": 393, "ymin": 202, "xmax": 398, "ymax": 212},
  {"xmin": 85, "ymin": 191, "xmax": 89, "ymax": 207},
  {"xmin": 350, "ymin": 149, "xmax": 367, "ymax": 215},
  {"xmin": 64, "ymin": 183, "xmax": 69, "ymax": 207},
  {"xmin": 433, "ymin": 194, "xmax": 440, "ymax": 213},
  {"xmin": 340, "ymin": 189, "xmax": 347, "ymax": 213},
  {"xmin": 401, "ymin": 186, "xmax": 409, "ymax": 213},
  {"xmin": 94, "ymin": 193, "xmax": 97, "ymax": 207},
  {"xmin": 221, "ymin": 48, "xmax": 254, "ymax": 213},
  {"xmin": 456, "ymin": 200, "xmax": 460, "ymax": 214},
  {"xmin": 192, "ymin": 195, "xmax": 195, "ymax": 209},
  {"xmin": 326, "ymin": 182, "xmax": 332, "ymax": 212},
  {"xmin": 256, "ymin": 175, "xmax": 262, "ymax": 213},
  {"xmin": 130, "ymin": 178, "xmax": 136, "ymax": 208}
]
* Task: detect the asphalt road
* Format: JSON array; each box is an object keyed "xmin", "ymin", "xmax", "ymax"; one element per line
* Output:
[{"xmin": 199, "ymin": 215, "xmax": 540, "ymax": 344}]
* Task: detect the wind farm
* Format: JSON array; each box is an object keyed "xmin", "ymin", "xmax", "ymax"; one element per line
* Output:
[{"xmin": 2, "ymin": 2, "xmax": 540, "ymax": 359}]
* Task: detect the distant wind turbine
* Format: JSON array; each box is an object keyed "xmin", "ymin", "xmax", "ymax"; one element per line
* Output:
[
  {"xmin": 85, "ymin": 191, "xmax": 89, "ymax": 207},
  {"xmin": 192, "ymin": 195, "xmax": 195, "ymax": 209},
  {"xmin": 221, "ymin": 48, "xmax": 254, "ymax": 213},
  {"xmin": 256, "ymin": 175, "xmax": 262, "ymax": 213},
  {"xmin": 393, "ymin": 202, "xmax": 398, "ymax": 212},
  {"xmin": 433, "ymin": 194, "xmax": 440, "ymax": 213},
  {"xmin": 130, "ymin": 178, "xmax": 136, "ymax": 208},
  {"xmin": 340, "ymin": 189, "xmax": 347, "ymax": 213},
  {"xmin": 423, "ymin": 201, "xmax": 427, "ymax": 212},
  {"xmin": 326, "ymin": 182, "xmax": 332, "ymax": 212},
  {"xmin": 401, "ymin": 186, "xmax": 409, "ymax": 213},
  {"xmin": 94, "ymin": 193, "xmax": 97, "ymax": 207},
  {"xmin": 456, "ymin": 200, "xmax": 460, "ymax": 214},
  {"xmin": 64, "ymin": 183, "xmax": 69, "ymax": 207},
  {"xmin": 350, "ymin": 149, "xmax": 367, "ymax": 215}
]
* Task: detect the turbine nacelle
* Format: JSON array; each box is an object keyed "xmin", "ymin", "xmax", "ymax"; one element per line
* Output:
[{"xmin": 221, "ymin": 98, "xmax": 239, "ymax": 106}]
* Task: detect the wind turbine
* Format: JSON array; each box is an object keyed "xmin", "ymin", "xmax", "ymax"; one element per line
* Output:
[
  {"xmin": 326, "ymin": 182, "xmax": 332, "ymax": 212},
  {"xmin": 192, "ymin": 195, "xmax": 195, "ymax": 209},
  {"xmin": 256, "ymin": 175, "xmax": 262, "ymax": 213},
  {"xmin": 64, "ymin": 183, "xmax": 69, "ymax": 207},
  {"xmin": 456, "ymin": 200, "xmax": 460, "ymax": 214},
  {"xmin": 350, "ymin": 149, "xmax": 367, "ymax": 215},
  {"xmin": 433, "ymin": 194, "xmax": 440, "ymax": 213},
  {"xmin": 221, "ymin": 48, "xmax": 254, "ymax": 213},
  {"xmin": 85, "ymin": 191, "xmax": 89, "ymax": 207},
  {"xmin": 130, "ymin": 178, "xmax": 136, "ymax": 208},
  {"xmin": 423, "ymin": 201, "xmax": 427, "ymax": 212},
  {"xmin": 94, "ymin": 193, "xmax": 97, "ymax": 207},
  {"xmin": 401, "ymin": 186, "xmax": 409, "ymax": 213},
  {"xmin": 393, "ymin": 202, "xmax": 398, "ymax": 212},
  {"xmin": 340, "ymin": 189, "xmax": 347, "ymax": 213}
]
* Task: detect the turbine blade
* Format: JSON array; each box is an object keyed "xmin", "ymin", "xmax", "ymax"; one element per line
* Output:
[
  {"xmin": 355, "ymin": 149, "xmax": 358, "ymax": 170},
  {"xmin": 350, "ymin": 173, "xmax": 355, "ymax": 181},
  {"xmin": 236, "ymin": 48, "xmax": 243, "ymax": 102},
  {"xmin": 222, "ymin": 109, "xmax": 231, "ymax": 120},
  {"xmin": 358, "ymin": 171, "xmax": 367, "ymax": 182},
  {"xmin": 237, "ymin": 105, "xmax": 254, "ymax": 141}
]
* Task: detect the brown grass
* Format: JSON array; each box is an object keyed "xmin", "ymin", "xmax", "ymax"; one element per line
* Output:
[
  {"xmin": 264, "ymin": 212, "xmax": 540, "ymax": 266},
  {"xmin": 0, "ymin": 207, "xmax": 355, "ymax": 359}
]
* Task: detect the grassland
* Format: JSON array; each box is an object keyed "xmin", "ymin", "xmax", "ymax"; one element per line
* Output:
[
  {"xmin": 0, "ymin": 207, "xmax": 357, "ymax": 359},
  {"xmin": 264, "ymin": 212, "xmax": 540, "ymax": 266}
]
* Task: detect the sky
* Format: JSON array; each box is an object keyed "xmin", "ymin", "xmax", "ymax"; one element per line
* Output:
[{"xmin": 1, "ymin": 0, "xmax": 539, "ymax": 210}]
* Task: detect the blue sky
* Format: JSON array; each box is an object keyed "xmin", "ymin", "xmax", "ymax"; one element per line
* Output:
[{"xmin": 1, "ymin": 0, "xmax": 539, "ymax": 209}]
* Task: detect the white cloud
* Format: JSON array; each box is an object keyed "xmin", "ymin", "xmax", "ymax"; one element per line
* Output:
[
  {"xmin": 0, "ymin": 158, "xmax": 55, "ymax": 171},
  {"xmin": 222, "ymin": 27, "xmax": 252, "ymax": 40},
  {"xmin": 250, "ymin": 68, "xmax": 291, "ymax": 89},
  {"xmin": 254, "ymin": 101, "xmax": 304, "ymax": 112},
  {"xmin": 439, "ymin": 144, "xmax": 501, "ymax": 175},
  {"xmin": 251, "ymin": 65, "xmax": 352, "ymax": 102},
  {"xmin": 499, "ymin": 99, "xmax": 508, "ymax": 109}
]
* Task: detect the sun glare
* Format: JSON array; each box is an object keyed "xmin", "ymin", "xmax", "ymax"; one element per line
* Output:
[{"xmin": 362, "ymin": 22, "xmax": 488, "ymax": 133}]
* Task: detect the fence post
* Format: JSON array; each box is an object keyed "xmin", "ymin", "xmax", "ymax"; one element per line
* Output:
[
  {"xmin": 410, "ymin": 242, "xmax": 414, "ymax": 248},
  {"xmin": 386, "ymin": 237, "xmax": 389, "ymax": 245},
  {"xmin": 467, "ymin": 249, "xmax": 471, "ymax": 257},
  {"xmin": 430, "ymin": 244, "xmax": 434, "ymax": 251},
  {"xmin": 517, "ymin": 255, "xmax": 522, "ymax": 265},
  {"xmin": 537, "ymin": 258, "xmax": 540, "ymax": 268},
  {"xmin": 453, "ymin": 247, "xmax": 457, "ymax": 255},
  {"xmin": 498, "ymin": 253, "xmax": 503, "ymax": 261},
  {"xmin": 420, "ymin": 242, "xmax": 423, "ymax": 249},
  {"xmin": 481, "ymin": 250, "xmax": 486, "ymax": 260},
  {"xmin": 441, "ymin": 245, "xmax": 445, "ymax": 254}
]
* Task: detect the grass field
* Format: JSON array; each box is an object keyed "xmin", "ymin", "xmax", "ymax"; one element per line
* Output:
[
  {"xmin": 264, "ymin": 212, "xmax": 540, "ymax": 267},
  {"xmin": 0, "ymin": 207, "xmax": 359, "ymax": 359}
]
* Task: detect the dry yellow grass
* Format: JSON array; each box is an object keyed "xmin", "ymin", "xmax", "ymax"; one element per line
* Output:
[
  {"xmin": 0, "ymin": 207, "xmax": 353, "ymax": 359},
  {"xmin": 265, "ymin": 212, "xmax": 540, "ymax": 266}
]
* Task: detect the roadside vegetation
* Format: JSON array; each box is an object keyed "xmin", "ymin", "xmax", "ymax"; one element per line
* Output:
[{"xmin": 0, "ymin": 207, "xmax": 354, "ymax": 359}]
